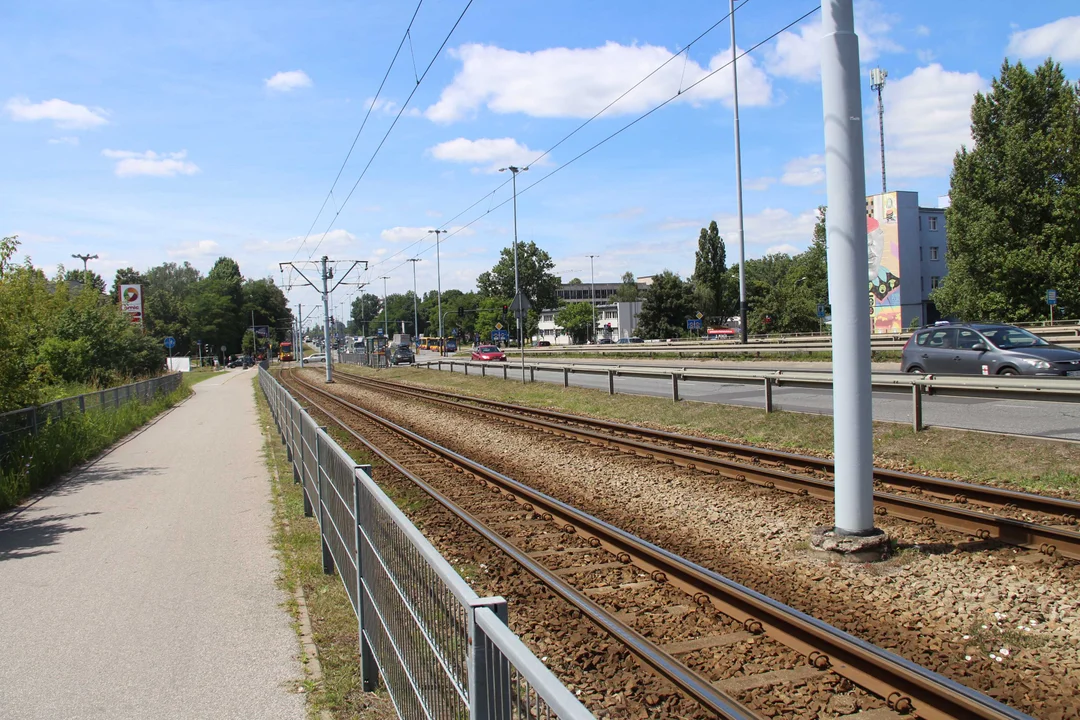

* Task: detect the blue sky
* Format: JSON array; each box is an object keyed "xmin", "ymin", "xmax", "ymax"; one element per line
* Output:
[{"xmin": 4, "ymin": 1, "xmax": 1079, "ymax": 316}]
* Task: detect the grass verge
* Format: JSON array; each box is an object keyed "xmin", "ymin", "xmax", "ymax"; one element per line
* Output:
[
  {"xmin": 463, "ymin": 349, "xmax": 903, "ymax": 363},
  {"xmin": 252, "ymin": 376, "xmax": 395, "ymax": 720},
  {"xmin": 0, "ymin": 382, "xmax": 192, "ymax": 511},
  {"xmin": 335, "ymin": 365, "xmax": 1080, "ymax": 497}
]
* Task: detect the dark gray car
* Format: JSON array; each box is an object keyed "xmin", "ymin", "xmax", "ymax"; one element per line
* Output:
[
  {"xmin": 901, "ymin": 323, "xmax": 1080, "ymax": 376},
  {"xmin": 389, "ymin": 344, "xmax": 414, "ymax": 366}
]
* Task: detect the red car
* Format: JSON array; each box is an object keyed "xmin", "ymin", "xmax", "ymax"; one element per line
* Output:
[{"xmin": 471, "ymin": 345, "xmax": 507, "ymax": 361}]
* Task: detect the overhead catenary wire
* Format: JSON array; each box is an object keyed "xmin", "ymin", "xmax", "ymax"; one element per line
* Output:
[
  {"xmin": 365, "ymin": 4, "xmax": 821, "ymax": 289},
  {"xmin": 306, "ymin": 0, "xmax": 475, "ymax": 260},
  {"xmin": 292, "ymin": 0, "xmax": 426, "ymax": 262}
]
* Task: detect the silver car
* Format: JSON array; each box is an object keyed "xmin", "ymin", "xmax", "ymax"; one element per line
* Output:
[{"xmin": 901, "ymin": 323, "xmax": 1080, "ymax": 376}]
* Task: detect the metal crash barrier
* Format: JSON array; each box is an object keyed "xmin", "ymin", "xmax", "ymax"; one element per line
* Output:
[{"xmin": 258, "ymin": 366, "xmax": 592, "ymax": 720}]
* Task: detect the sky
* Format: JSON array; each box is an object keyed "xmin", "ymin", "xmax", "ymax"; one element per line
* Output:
[{"xmin": 4, "ymin": 0, "xmax": 1079, "ymax": 318}]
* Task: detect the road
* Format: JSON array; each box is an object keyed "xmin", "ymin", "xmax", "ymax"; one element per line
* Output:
[
  {"xmin": 0, "ymin": 369, "xmax": 304, "ymax": 720},
  {"xmin": 418, "ymin": 352, "xmax": 1080, "ymax": 440}
]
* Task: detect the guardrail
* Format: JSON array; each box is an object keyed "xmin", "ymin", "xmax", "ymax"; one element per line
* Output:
[
  {"xmin": 415, "ymin": 359, "xmax": 1080, "ymax": 432},
  {"xmin": 258, "ymin": 367, "xmax": 592, "ymax": 720},
  {"xmin": 0, "ymin": 373, "xmax": 183, "ymax": 462}
]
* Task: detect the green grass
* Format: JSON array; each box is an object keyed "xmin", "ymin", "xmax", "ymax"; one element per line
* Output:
[
  {"xmin": 182, "ymin": 368, "xmax": 224, "ymax": 388},
  {"xmin": 0, "ymin": 382, "xmax": 193, "ymax": 511},
  {"xmin": 487, "ymin": 349, "xmax": 903, "ymax": 363},
  {"xmin": 337, "ymin": 364, "xmax": 1080, "ymax": 497},
  {"xmin": 253, "ymin": 378, "xmax": 395, "ymax": 720}
]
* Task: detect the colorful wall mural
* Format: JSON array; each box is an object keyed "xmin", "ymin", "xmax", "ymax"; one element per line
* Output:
[{"xmin": 867, "ymin": 192, "xmax": 901, "ymax": 333}]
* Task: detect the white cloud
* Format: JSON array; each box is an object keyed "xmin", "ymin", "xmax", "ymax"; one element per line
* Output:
[
  {"xmin": 48, "ymin": 136, "xmax": 80, "ymax": 146},
  {"xmin": 915, "ymin": 25, "xmax": 931, "ymax": 37},
  {"xmin": 167, "ymin": 240, "xmax": 220, "ymax": 258},
  {"xmin": 765, "ymin": 0, "xmax": 902, "ymax": 81},
  {"xmin": 429, "ymin": 137, "xmax": 547, "ymax": 172},
  {"xmin": 102, "ymin": 149, "xmax": 200, "ymax": 177},
  {"xmin": 745, "ymin": 177, "xmax": 776, "ymax": 191},
  {"xmin": 5, "ymin": 97, "xmax": 109, "ymax": 129},
  {"xmin": 265, "ymin": 70, "xmax": 313, "ymax": 92},
  {"xmin": 878, "ymin": 64, "xmax": 985, "ymax": 179},
  {"xmin": 657, "ymin": 219, "xmax": 703, "ymax": 231},
  {"xmin": 380, "ymin": 226, "xmax": 475, "ymax": 244},
  {"xmin": 714, "ymin": 208, "xmax": 819, "ymax": 256},
  {"xmin": 916, "ymin": 49, "xmax": 936, "ymax": 64},
  {"xmin": 245, "ymin": 229, "xmax": 358, "ymax": 254},
  {"xmin": 765, "ymin": 243, "xmax": 800, "ymax": 256},
  {"xmin": 425, "ymin": 41, "xmax": 771, "ymax": 122},
  {"xmin": 1007, "ymin": 16, "xmax": 1080, "ymax": 62},
  {"xmin": 780, "ymin": 154, "xmax": 825, "ymax": 186}
]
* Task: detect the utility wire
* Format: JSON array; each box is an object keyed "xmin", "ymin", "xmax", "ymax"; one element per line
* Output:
[
  {"xmin": 292, "ymin": 0, "xmax": 425, "ymax": 262},
  {"xmin": 362, "ymin": 0, "xmax": 754, "ymax": 279},
  {"xmin": 306, "ymin": 0, "xmax": 475, "ymax": 260}
]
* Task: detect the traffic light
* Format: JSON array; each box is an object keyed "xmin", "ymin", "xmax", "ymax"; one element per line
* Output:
[
  {"xmin": 458, "ymin": 306, "xmax": 464, "ymax": 318},
  {"xmin": 502, "ymin": 304, "xmax": 508, "ymax": 314},
  {"xmin": 764, "ymin": 314, "xmax": 773, "ymax": 325}
]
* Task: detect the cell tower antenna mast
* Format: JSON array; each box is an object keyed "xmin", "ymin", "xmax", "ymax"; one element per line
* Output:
[{"xmin": 870, "ymin": 67, "xmax": 888, "ymax": 194}]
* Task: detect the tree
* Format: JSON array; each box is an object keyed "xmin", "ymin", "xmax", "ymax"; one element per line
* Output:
[
  {"xmin": 141, "ymin": 262, "xmax": 201, "ymax": 355},
  {"xmin": 612, "ymin": 271, "xmax": 640, "ymax": 302},
  {"xmin": 932, "ymin": 58, "xmax": 1080, "ymax": 322},
  {"xmin": 476, "ymin": 241, "xmax": 561, "ymax": 313},
  {"xmin": 0, "ymin": 236, "xmax": 18, "ymax": 279},
  {"xmin": 692, "ymin": 221, "xmax": 732, "ymax": 322},
  {"xmin": 636, "ymin": 270, "xmax": 693, "ymax": 339},
  {"xmin": 63, "ymin": 269, "xmax": 107, "ymax": 294},
  {"xmin": 568, "ymin": 278, "xmax": 583, "ymax": 285},
  {"xmin": 555, "ymin": 302, "xmax": 596, "ymax": 343}
]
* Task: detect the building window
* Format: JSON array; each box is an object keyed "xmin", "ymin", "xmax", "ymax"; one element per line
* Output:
[
  {"xmin": 929, "ymin": 246, "xmax": 939, "ymax": 261},
  {"xmin": 919, "ymin": 216, "xmax": 922, "ymax": 231},
  {"xmin": 928, "ymin": 216, "xmax": 938, "ymax": 231},
  {"xmin": 930, "ymin": 276, "xmax": 941, "ymax": 289}
]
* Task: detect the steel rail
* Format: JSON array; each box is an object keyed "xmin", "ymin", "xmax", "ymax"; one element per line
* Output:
[
  {"xmin": 332, "ymin": 371, "xmax": 1080, "ymax": 561},
  {"xmin": 283, "ymin": 370, "xmax": 1032, "ymax": 720}
]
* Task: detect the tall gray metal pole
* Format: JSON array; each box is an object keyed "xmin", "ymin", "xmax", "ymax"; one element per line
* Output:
[
  {"xmin": 587, "ymin": 255, "xmax": 599, "ymax": 342},
  {"xmin": 297, "ymin": 303, "xmax": 304, "ymax": 368},
  {"xmin": 407, "ymin": 258, "xmax": 420, "ymax": 350},
  {"xmin": 730, "ymin": 0, "xmax": 748, "ymax": 344},
  {"xmin": 429, "ymin": 230, "xmax": 445, "ymax": 355},
  {"xmin": 380, "ymin": 276, "xmax": 390, "ymax": 340},
  {"xmin": 821, "ymin": 0, "xmax": 876, "ymax": 535},
  {"xmin": 320, "ymin": 256, "xmax": 333, "ymax": 383},
  {"xmin": 870, "ymin": 68, "xmax": 888, "ymax": 194}
]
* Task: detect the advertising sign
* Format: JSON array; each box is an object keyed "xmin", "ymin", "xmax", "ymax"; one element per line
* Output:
[
  {"xmin": 254, "ymin": 325, "xmax": 270, "ymax": 338},
  {"xmin": 867, "ymin": 193, "xmax": 901, "ymax": 334},
  {"xmin": 119, "ymin": 284, "xmax": 144, "ymax": 325}
]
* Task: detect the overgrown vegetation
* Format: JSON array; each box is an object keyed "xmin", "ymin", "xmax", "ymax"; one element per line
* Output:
[{"xmin": 0, "ymin": 383, "xmax": 192, "ymax": 511}]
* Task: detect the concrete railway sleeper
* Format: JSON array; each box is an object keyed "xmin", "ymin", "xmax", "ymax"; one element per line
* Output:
[
  {"xmin": 328, "ymin": 370, "xmax": 1080, "ymax": 562},
  {"xmin": 281, "ymin": 369, "xmax": 1033, "ymax": 720}
]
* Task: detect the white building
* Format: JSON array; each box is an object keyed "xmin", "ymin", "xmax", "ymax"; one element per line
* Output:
[{"xmin": 537, "ymin": 301, "xmax": 643, "ymax": 344}]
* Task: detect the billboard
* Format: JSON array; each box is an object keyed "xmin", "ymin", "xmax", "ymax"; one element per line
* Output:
[
  {"xmin": 119, "ymin": 284, "xmax": 144, "ymax": 325},
  {"xmin": 867, "ymin": 193, "xmax": 901, "ymax": 333}
]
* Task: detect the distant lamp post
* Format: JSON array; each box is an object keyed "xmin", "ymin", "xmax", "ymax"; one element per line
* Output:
[
  {"xmin": 499, "ymin": 165, "xmax": 529, "ymax": 383},
  {"xmin": 587, "ymin": 254, "xmax": 599, "ymax": 343},
  {"xmin": 71, "ymin": 253, "xmax": 98, "ymax": 287},
  {"xmin": 407, "ymin": 257, "xmax": 421, "ymax": 351},
  {"xmin": 428, "ymin": 230, "xmax": 446, "ymax": 353}
]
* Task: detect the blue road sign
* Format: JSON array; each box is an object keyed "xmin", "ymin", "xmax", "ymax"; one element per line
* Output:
[
  {"xmin": 492, "ymin": 329, "xmax": 509, "ymax": 341},
  {"xmin": 1048, "ymin": 289, "xmax": 1057, "ymax": 306},
  {"xmin": 163, "ymin": 336, "xmax": 176, "ymax": 349},
  {"xmin": 376, "ymin": 328, "xmax": 384, "ymax": 335},
  {"xmin": 817, "ymin": 304, "xmax": 826, "ymax": 318},
  {"xmin": 686, "ymin": 318, "xmax": 702, "ymax": 330}
]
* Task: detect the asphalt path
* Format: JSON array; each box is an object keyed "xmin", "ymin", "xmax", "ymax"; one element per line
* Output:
[
  {"xmin": 0, "ymin": 369, "xmax": 304, "ymax": 720},
  {"xmin": 420, "ymin": 352, "xmax": 1080, "ymax": 440}
]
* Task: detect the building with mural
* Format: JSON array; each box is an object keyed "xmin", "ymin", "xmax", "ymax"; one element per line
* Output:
[{"xmin": 865, "ymin": 191, "xmax": 948, "ymax": 333}]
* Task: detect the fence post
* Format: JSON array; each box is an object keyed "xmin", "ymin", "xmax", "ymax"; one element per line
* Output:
[
  {"xmin": 607, "ymin": 369, "xmax": 615, "ymax": 395},
  {"xmin": 317, "ymin": 432, "xmax": 334, "ymax": 575},
  {"xmin": 481, "ymin": 364, "xmax": 486, "ymax": 377},
  {"xmin": 529, "ymin": 366, "xmax": 535, "ymax": 383},
  {"xmin": 79, "ymin": 395, "xmax": 85, "ymax": 414},
  {"xmin": 563, "ymin": 367, "xmax": 569, "ymax": 388},
  {"xmin": 464, "ymin": 363, "xmax": 468, "ymax": 376},
  {"xmin": 469, "ymin": 599, "xmax": 510, "ymax": 720},
  {"xmin": 30, "ymin": 406, "xmax": 38, "ymax": 436},
  {"xmin": 58, "ymin": 401, "xmax": 63, "ymax": 421},
  {"xmin": 353, "ymin": 465, "xmax": 379, "ymax": 692},
  {"xmin": 671, "ymin": 373, "xmax": 679, "ymax": 402},
  {"xmin": 911, "ymin": 383, "xmax": 923, "ymax": 432},
  {"xmin": 763, "ymin": 378, "xmax": 774, "ymax": 413},
  {"xmin": 502, "ymin": 365, "xmax": 508, "ymax": 381},
  {"xmin": 114, "ymin": 387, "xmax": 120, "ymax": 408}
]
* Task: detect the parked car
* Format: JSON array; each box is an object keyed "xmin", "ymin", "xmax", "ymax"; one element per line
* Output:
[
  {"xmin": 616, "ymin": 337, "xmax": 631, "ymax": 344},
  {"xmin": 305, "ymin": 354, "xmax": 326, "ymax": 364},
  {"xmin": 471, "ymin": 345, "xmax": 507, "ymax": 362},
  {"xmin": 901, "ymin": 323, "xmax": 1080, "ymax": 376},
  {"xmin": 389, "ymin": 344, "xmax": 414, "ymax": 366},
  {"xmin": 597, "ymin": 338, "xmax": 614, "ymax": 345},
  {"xmin": 536, "ymin": 340, "xmax": 551, "ymax": 347},
  {"xmin": 226, "ymin": 358, "xmax": 244, "ymax": 368},
  {"xmin": 629, "ymin": 337, "xmax": 644, "ymax": 343}
]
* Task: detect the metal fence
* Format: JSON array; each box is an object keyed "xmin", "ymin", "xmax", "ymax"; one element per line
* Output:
[
  {"xmin": 417, "ymin": 358, "xmax": 1080, "ymax": 432},
  {"xmin": 338, "ymin": 350, "xmax": 387, "ymax": 369},
  {"xmin": 0, "ymin": 373, "xmax": 183, "ymax": 462},
  {"xmin": 258, "ymin": 366, "xmax": 592, "ymax": 720}
]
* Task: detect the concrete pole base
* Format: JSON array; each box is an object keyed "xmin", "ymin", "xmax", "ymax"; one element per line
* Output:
[{"xmin": 809, "ymin": 526, "xmax": 891, "ymax": 563}]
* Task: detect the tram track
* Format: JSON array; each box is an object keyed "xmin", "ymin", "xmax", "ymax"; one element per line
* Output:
[
  {"xmin": 330, "ymin": 369, "xmax": 1080, "ymax": 562},
  {"xmin": 281, "ymin": 368, "xmax": 1032, "ymax": 720}
]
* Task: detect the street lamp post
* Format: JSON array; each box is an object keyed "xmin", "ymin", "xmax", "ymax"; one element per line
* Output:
[
  {"xmin": 71, "ymin": 253, "xmax": 98, "ymax": 288},
  {"xmin": 499, "ymin": 165, "xmax": 529, "ymax": 383},
  {"xmin": 380, "ymin": 276, "xmax": 390, "ymax": 340},
  {"xmin": 730, "ymin": 0, "xmax": 748, "ymax": 344},
  {"xmin": 428, "ymin": 230, "xmax": 446, "ymax": 355},
  {"xmin": 407, "ymin": 258, "xmax": 421, "ymax": 352},
  {"xmin": 587, "ymin": 254, "xmax": 599, "ymax": 343}
]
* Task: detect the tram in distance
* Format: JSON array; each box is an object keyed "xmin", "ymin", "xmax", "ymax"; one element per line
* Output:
[
  {"xmin": 418, "ymin": 336, "xmax": 458, "ymax": 352},
  {"xmin": 278, "ymin": 341, "xmax": 294, "ymax": 362}
]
